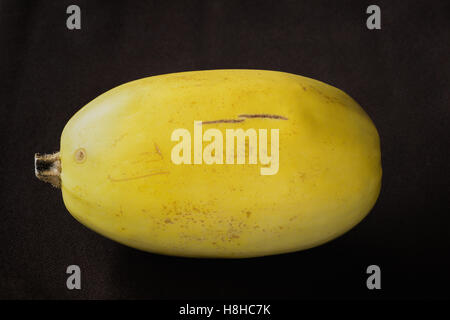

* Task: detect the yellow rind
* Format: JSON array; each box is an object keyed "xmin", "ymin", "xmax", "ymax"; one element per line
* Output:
[{"xmin": 60, "ymin": 70, "xmax": 381, "ymax": 258}]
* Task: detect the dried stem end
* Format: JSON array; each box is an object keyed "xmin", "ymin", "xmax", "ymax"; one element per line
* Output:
[{"xmin": 35, "ymin": 152, "xmax": 61, "ymax": 188}]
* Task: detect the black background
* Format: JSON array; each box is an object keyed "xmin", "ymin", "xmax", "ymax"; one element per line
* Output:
[{"xmin": 1, "ymin": 0, "xmax": 449, "ymax": 300}]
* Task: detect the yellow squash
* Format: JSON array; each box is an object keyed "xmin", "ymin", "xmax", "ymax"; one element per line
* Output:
[{"xmin": 35, "ymin": 70, "xmax": 382, "ymax": 258}]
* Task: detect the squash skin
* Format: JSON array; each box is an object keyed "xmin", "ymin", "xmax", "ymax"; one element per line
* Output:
[{"xmin": 59, "ymin": 70, "xmax": 382, "ymax": 258}]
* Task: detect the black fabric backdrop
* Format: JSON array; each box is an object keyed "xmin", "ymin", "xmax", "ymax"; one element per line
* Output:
[{"xmin": 0, "ymin": 0, "xmax": 449, "ymax": 299}]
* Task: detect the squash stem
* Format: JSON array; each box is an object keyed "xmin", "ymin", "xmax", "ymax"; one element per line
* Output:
[{"xmin": 35, "ymin": 152, "xmax": 61, "ymax": 188}]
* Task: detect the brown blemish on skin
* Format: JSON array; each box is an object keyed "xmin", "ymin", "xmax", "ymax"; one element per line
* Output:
[
  {"xmin": 246, "ymin": 211, "xmax": 252, "ymax": 218},
  {"xmin": 308, "ymin": 85, "xmax": 341, "ymax": 104},
  {"xmin": 164, "ymin": 218, "xmax": 173, "ymax": 224},
  {"xmin": 74, "ymin": 148, "xmax": 86, "ymax": 163},
  {"xmin": 108, "ymin": 171, "xmax": 169, "ymax": 182},
  {"xmin": 133, "ymin": 157, "xmax": 161, "ymax": 164},
  {"xmin": 154, "ymin": 142, "xmax": 162, "ymax": 158},
  {"xmin": 201, "ymin": 119, "xmax": 245, "ymax": 125},
  {"xmin": 238, "ymin": 114, "xmax": 288, "ymax": 120},
  {"xmin": 137, "ymin": 143, "xmax": 164, "ymax": 163},
  {"xmin": 112, "ymin": 133, "xmax": 128, "ymax": 147}
]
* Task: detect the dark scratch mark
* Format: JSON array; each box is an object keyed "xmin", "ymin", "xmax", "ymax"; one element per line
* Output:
[
  {"xmin": 201, "ymin": 113, "xmax": 288, "ymax": 125},
  {"xmin": 238, "ymin": 114, "xmax": 288, "ymax": 120},
  {"xmin": 108, "ymin": 171, "xmax": 169, "ymax": 182},
  {"xmin": 154, "ymin": 142, "xmax": 163, "ymax": 159},
  {"xmin": 112, "ymin": 133, "xmax": 128, "ymax": 147},
  {"xmin": 201, "ymin": 119, "xmax": 245, "ymax": 125}
]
